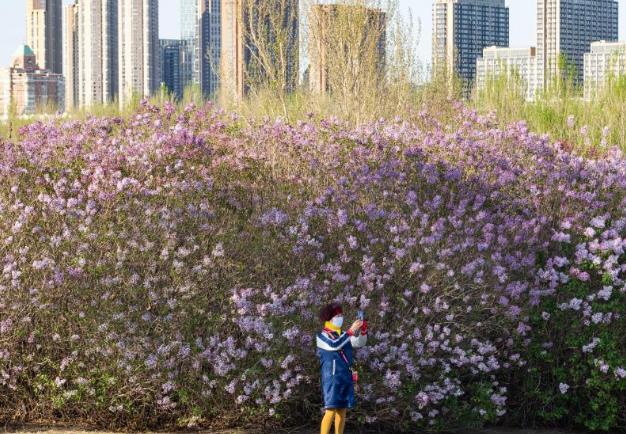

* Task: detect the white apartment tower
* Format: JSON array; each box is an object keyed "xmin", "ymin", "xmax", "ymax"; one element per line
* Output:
[
  {"xmin": 476, "ymin": 46, "xmax": 538, "ymax": 101},
  {"xmin": 27, "ymin": 1, "xmax": 47, "ymax": 73},
  {"xmin": 536, "ymin": 0, "xmax": 618, "ymax": 90},
  {"xmin": 78, "ymin": 0, "xmax": 119, "ymax": 107},
  {"xmin": 63, "ymin": 2, "xmax": 79, "ymax": 110},
  {"xmin": 119, "ymin": 0, "xmax": 161, "ymax": 107},
  {"xmin": 27, "ymin": 0, "xmax": 63, "ymax": 74},
  {"xmin": 584, "ymin": 41, "xmax": 626, "ymax": 99}
]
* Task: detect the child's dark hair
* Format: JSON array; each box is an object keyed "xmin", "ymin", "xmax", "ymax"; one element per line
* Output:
[{"xmin": 319, "ymin": 302, "xmax": 343, "ymax": 323}]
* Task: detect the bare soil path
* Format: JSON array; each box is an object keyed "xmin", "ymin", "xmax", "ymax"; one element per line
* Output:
[{"xmin": 0, "ymin": 427, "xmax": 584, "ymax": 434}]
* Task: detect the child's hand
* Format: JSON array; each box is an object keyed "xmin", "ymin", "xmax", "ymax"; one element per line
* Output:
[{"xmin": 349, "ymin": 320, "xmax": 363, "ymax": 335}]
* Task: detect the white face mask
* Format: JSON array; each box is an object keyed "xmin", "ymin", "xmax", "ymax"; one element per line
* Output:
[{"xmin": 331, "ymin": 315, "xmax": 344, "ymax": 328}]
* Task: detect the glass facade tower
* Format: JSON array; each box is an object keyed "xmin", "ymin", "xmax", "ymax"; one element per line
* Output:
[
  {"xmin": 432, "ymin": 0, "xmax": 509, "ymax": 85},
  {"xmin": 160, "ymin": 39, "xmax": 184, "ymax": 99},
  {"xmin": 181, "ymin": 0, "xmax": 221, "ymax": 97}
]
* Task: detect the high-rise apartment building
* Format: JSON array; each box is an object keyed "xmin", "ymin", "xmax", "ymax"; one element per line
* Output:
[
  {"xmin": 536, "ymin": 0, "xmax": 618, "ymax": 89},
  {"xmin": 160, "ymin": 39, "xmax": 184, "ymax": 100},
  {"xmin": 0, "ymin": 45, "xmax": 64, "ymax": 118},
  {"xmin": 78, "ymin": 0, "xmax": 119, "ymax": 107},
  {"xmin": 432, "ymin": 0, "xmax": 509, "ymax": 84},
  {"xmin": 181, "ymin": 0, "xmax": 197, "ymax": 90},
  {"xmin": 220, "ymin": 0, "xmax": 242, "ymax": 100},
  {"xmin": 63, "ymin": 2, "xmax": 79, "ymax": 111},
  {"xmin": 584, "ymin": 40, "xmax": 626, "ymax": 99},
  {"xmin": 181, "ymin": 0, "xmax": 221, "ymax": 97},
  {"xmin": 27, "ymin": 1, "xmax": 47, "ymax": 73},
  {"xmin": 119, "ymin": 0, "xmax": 160, "ymax": 107},
  {"xmin": 221, "ymin": 0, "xmax": 299, "ymax": 100},
  {"xmin": 27, "ymin": 0, "xmax": 63, "ymax": 74},
  {"xmin": 476, "ymin": 46, "xmax": 538, "ymax": 100},
  {"xmin": 309, "ymin": 4, "xmax": 386, "ymax": 94}
]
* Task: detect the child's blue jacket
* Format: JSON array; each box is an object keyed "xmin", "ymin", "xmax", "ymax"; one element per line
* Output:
[{"xmin": 316, "ymin": 329, "xmax": 367, "ymax": 409}]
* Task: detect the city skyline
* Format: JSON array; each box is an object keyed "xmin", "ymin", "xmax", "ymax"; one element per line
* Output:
[
  {"xmin": 473, "ymin": 0, "xmax": 620, "ymax": 101},
  {"xmin": 0, "ymin": 1, "xmax": 625, "ymax": 83},
  {"xmin": 2, "ymin": 0, "xmax": 442, "ymax": 73}
]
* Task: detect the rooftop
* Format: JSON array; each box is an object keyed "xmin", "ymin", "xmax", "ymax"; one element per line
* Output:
[{"xmin": 12, "ymin": 44, "xmax": 35, "ymax": 59}]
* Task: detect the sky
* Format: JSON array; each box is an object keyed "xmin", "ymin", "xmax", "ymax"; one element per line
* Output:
[{"xmin": 0, "ymin": 1, "xmax": 625, "ymax": 71}]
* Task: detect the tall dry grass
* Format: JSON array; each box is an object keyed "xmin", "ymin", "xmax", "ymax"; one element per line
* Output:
[{"xmin": 473, "ymin": 70, "xmax": 626, "ymax": 155}]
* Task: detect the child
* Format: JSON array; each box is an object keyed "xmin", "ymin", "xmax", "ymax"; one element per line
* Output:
[{"xmin": 316, "ymin": 303, "xmax": 368, "ymax": 434}]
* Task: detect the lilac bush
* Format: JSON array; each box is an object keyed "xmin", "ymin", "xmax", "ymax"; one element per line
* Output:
[{"xmin": 1, "ymin": 100, "xmax": 626, "ymax": 431}]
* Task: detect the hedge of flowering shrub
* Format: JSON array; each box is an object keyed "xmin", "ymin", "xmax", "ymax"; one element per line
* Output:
[{"xmin": 1, "ymin": 100, "xmax": 626, "ymax": 431}]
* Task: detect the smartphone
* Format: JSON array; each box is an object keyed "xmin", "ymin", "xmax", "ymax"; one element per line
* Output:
[{"xmin": 357, "ymin": 310, "xmax": 365, "ymax": 321}]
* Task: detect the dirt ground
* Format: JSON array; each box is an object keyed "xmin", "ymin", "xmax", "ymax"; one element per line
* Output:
[{"xmin": 0, "ymin": 426, "xmax": 582, "ymax": 434}]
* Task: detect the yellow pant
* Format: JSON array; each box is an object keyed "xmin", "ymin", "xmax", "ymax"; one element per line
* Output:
[{"xmin": 320, "ymin": 408, "xmax": 347, "ymax": 434}]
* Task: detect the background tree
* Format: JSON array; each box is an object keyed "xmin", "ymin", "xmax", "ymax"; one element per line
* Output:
[{"xmin": 304, "ymin": 0, "xmax": 419, "ymax": 123}]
